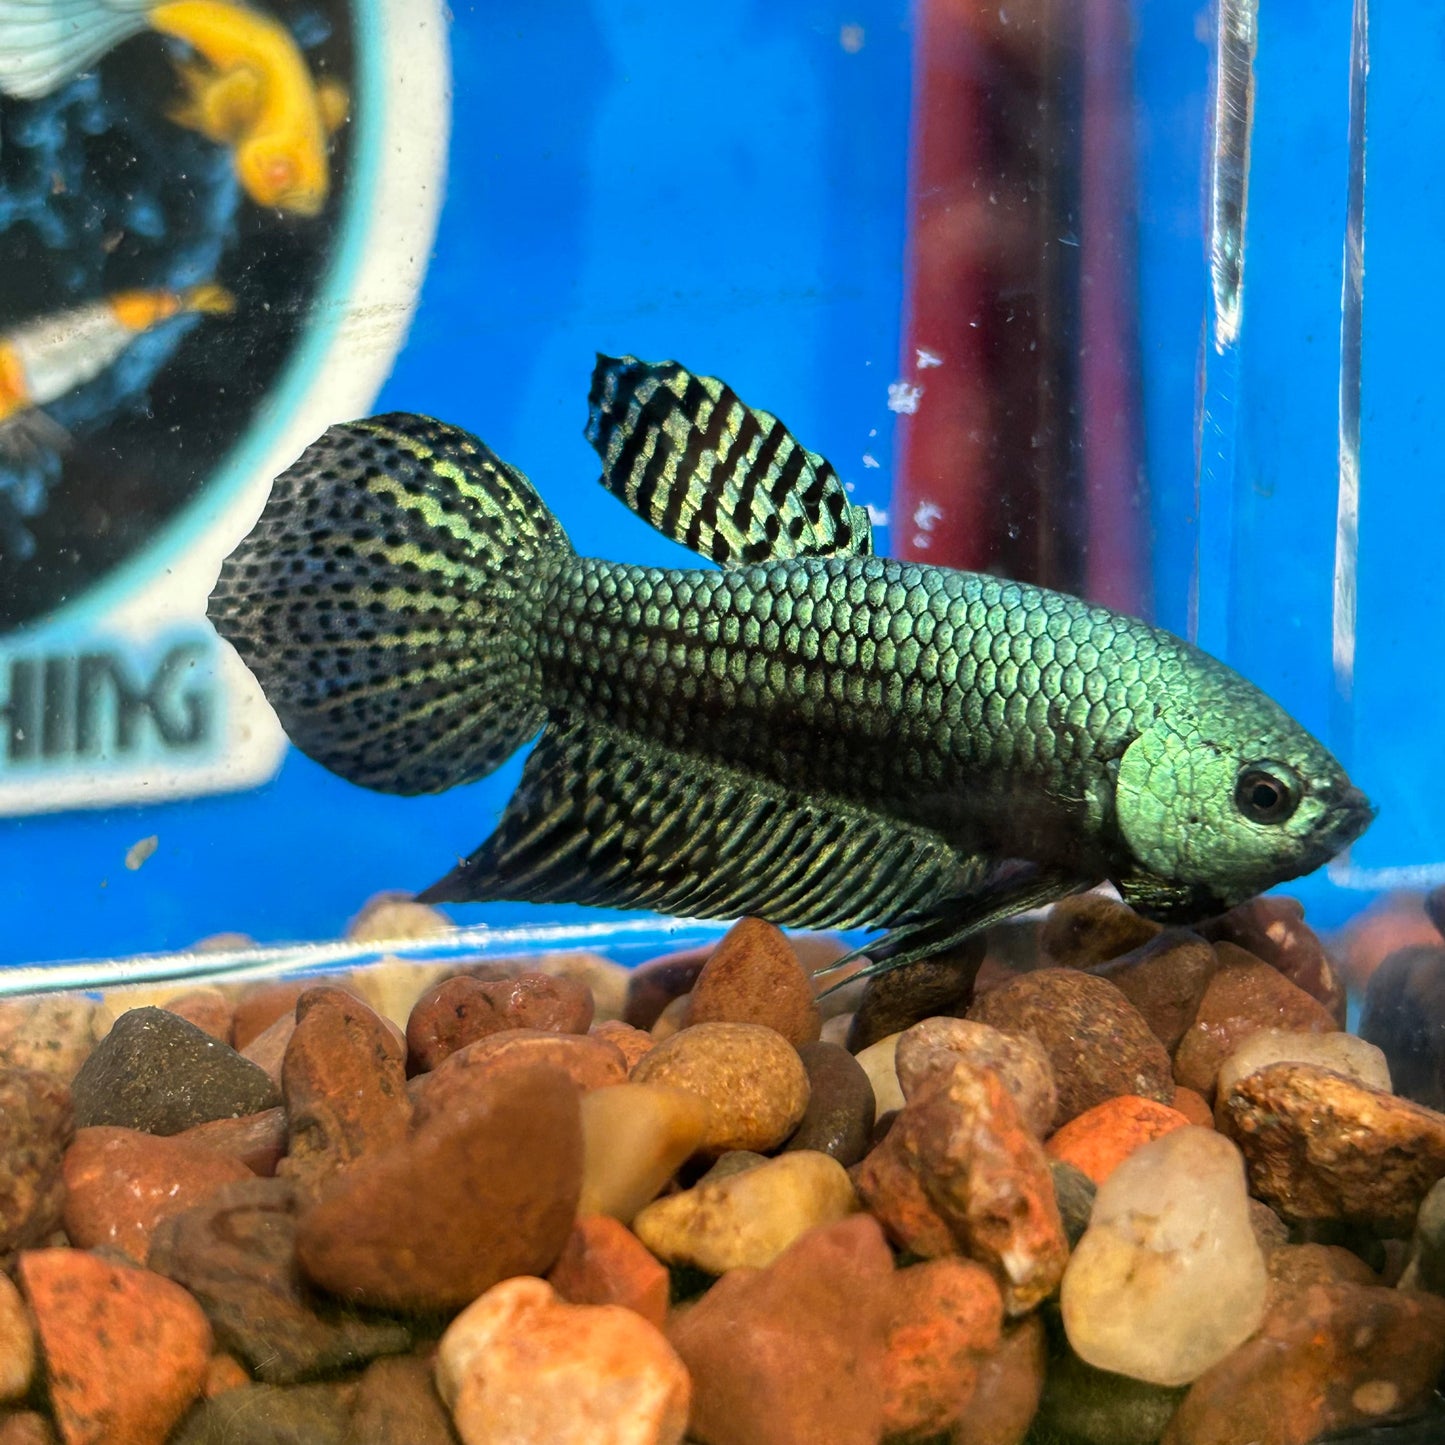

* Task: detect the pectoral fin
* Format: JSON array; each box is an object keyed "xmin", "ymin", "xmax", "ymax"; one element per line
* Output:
[
  {"xmin": 585, "ymin": 355, "xmax": 873, "ymax": 566},
  {"xmin": 418, "ymin": 717, "xmax": 974, "ymax": 930},
  {"xmin": 820, "ymin": 866, "xmax": 1091, "ymax": 989}
]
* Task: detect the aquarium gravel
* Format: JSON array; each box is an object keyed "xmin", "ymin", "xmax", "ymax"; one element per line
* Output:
[{"xmin": 0, "ymin": 891, "xmax": 1444, "ymax": 1444}]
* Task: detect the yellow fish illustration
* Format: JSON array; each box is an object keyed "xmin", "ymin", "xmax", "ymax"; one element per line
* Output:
[
  {"xmin": 0, "ymin": 283, "xmax": 234, "ymax": 426},
  {"xmin": 0, "ymin": 0, "xmax": 349, "ymax": 216}
]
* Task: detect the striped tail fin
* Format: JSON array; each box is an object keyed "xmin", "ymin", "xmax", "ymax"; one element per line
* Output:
[{"xmin": 208, "ymin": 414, "xmax": 571, "ymax": 795}]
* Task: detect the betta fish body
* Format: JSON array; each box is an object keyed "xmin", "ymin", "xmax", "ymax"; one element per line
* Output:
[{"xmin": 209, "ymin": 356, "xmax": 1373, "ymax": 974}]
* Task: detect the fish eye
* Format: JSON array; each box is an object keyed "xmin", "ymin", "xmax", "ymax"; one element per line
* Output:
[{"xmin": 1234, "ymin": 764, "xmax": 1300, "ymax": 825}]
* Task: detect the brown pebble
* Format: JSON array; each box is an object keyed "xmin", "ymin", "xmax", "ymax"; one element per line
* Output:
[
  {"xmin": 891, "ymin": 1060, "xmax": 1068, "ymax": 1313},
  {"xmin": 1201, "ymin": 897, "xmax": 1348, "ymax": 1027},
  {"xmin": 667, "ymin": 1215, "xmax": 893, "ymax": 1445},
  {"xmin": 1173, "ymin": 943, "xmax": 1339, "ymax": 1100},
  {"xmin": 1089, "ymin": 929, "xmax": 1218, "ymax": 1052},
  {"xmin": 1424, "ymin": 884, "xmax": 1445, "ymax": 940},
  {"xmin": 1162, "ymin": 1274, "xmax": 1445, "ymax": 1445},
  {"xmin": 1266, "ymin": 1241, "xmax": 1379, "ymax": 1295},
  {"xmin": 631, "ymin": 1021, "xmax": 810, "ymax": 1155},
  {"xmin": 238, "ymin": 1012, "xmax": 295, "ymax": 1086},
  {"xmin": 0, "ymin": 1069, "xmax": 72, "ymax": 1262},
  {"xmin": 589, "ymin": 1020, "xmax": 655, "ymax": 1071},
  {"xmin": 163, "ymin": 989, "xmax": 234, "ymax": 1043},
  {"xmin": 852, "ymin": 1124, "xmax": 955, "ymax": 1258},
  {"xmin": 649, "ymin": 994, "xmax": 692, "ymax": 1041},
  {"xmin": 405, "ymin": 972, "xmax": 594, "ymax": 1074},
  {"xmin": 1335, "ymin": 893, "xmax": 1441, "ymax": 991},
  {"xmin": 623, "ymin": 947, "xmax": 711, "ymax": 1030},
  {"xmin": 0, "ymin": 1271, "xmax": 34, "ymax": 1404},
  {"xmin": 895, "ymin": 1017, "xmax": 1058, "ymax": 1138},
  {"xmin": 782, "ymin": 1040, "xmax": 877, "ymax": 1166},
  {"xmin": 0, "ymin": 1413, "xmax": 55, "ymax": 1445},
  {"xmin": 175, "ymin": 1108, "xmax": 288, "ymax": 1177},
  {"xmin": 1041, "ymin": 893, "xmax": 1161, "ymax": 968},
  {"xmin": 1219, "ymin": 1062, "xmax": 1445, "ymax": 1231},
  {"xmin": 881, "ymin": 1257, "xmax": 1004, "ymax": 1440},
  {"xmin": 344, "ymin": 1354, "xmax": 456, "ymax": 1445},
  {"xmin": 19, "ymin": 1247, "xmax": 212, "ymax": 1445},
  {"xmin": 1359, "ymin": 943, "xmax": 1445, "ymax": 1110},
  {"xmin": 297, "ymin": 1063, "xmax": 582, "ymax": 1313},
  {"xmin": 409, "ymin": 1029, "xmax": 627, "ymax": 1128},
  {"xmin": 169, "ymin": 1381, "xmax": 358, "ymax": 1444},
  {"xmin": 952, "ymin": 1314, "xmax": 1047, "ymax": 1445},
  {"xmin": 547, "ymin": 1215, "xmax": 669, "ymax": 1329},
  {"xmin": 279, "ymin": 987, "xmax": 411, "ymax": 1198},
  {"xmin": 684, "ymin": 917, "xmax": 821, "ymax": 1046},
  {"xmin": 62, "ymin": 1126, "xmax": 253, "ymax": 1262},
  {"xmin": 202, "ymin": 1353, "xmax": 251, "ymax": 1399},
  {"xmin": 1170, "ymin": 1086, "xmax": 1214, "ymax": 1128},
  {"xmin": 1247, "ymin": 1197, "xmax": 1290, "ymax": 1254},
  {"xmin": 232, "ymin": 982, "xmax": 307, "ymax": 1053},
  {"xmin": 0, "ymin": 995, "xmax": 96, "ymax": 1082},
  {"xmin": 147, "ymin": 1176, "xmax": 413, "ymax": 1384},
  {"xmin": 533, "ymin": 952, "xmax": 630, "ymax": 1026},
  {"xmin": 845, "ymin": 939, "xmax": 985, "ymax": 1053},
  {"xmin": 968, "ymin": 969, "xmax": 1173, "ymax": 1124}
]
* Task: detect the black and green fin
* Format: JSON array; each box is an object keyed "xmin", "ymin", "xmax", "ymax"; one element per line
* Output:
[
  {"xmin": 417, "ymin": 717, "xmax": 972, "ymax": 927},
  {"xmin": 208, "ymin": 414, "xmax": 571, "ymax": 796},
  {"xmin": 817, "ymin": 867, "xmax": 1091, "ymax": 990},
  {"xmin": 584, "ymin": 354, "xmax": 873, "ymax": 566}
]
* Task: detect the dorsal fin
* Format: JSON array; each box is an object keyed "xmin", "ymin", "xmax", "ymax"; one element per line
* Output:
[{"xmin": 585, "ymin": 354, "xmax": 873, "ymax": 566}]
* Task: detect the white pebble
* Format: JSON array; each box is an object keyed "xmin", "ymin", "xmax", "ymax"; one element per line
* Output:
[
  {"xmin": 1060, "ymin": 1126, "xmax": 1267, "ymax": 1386},
  {"xmin": 1216, "ymin": 1028, "xmax": 1391, "ymax": 1104},
  {"xmin": 852, "ymin": 1032, "xmax": 906, "ymax": 1116}
]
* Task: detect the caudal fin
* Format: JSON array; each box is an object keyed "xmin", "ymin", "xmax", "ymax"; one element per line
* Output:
[{"xmin": 208, "ymin": 414, "xmax": 571, "ymax": 795}]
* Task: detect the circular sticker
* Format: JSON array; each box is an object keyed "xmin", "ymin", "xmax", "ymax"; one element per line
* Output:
[{"xmin": 0, "ymin": 0, "xmax": 447, "ymax": 813}]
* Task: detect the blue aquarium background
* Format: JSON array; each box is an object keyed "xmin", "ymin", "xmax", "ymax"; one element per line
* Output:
[{"xmin": 1, "ymin": 0, "xmax": 1440, "ymax": 966}]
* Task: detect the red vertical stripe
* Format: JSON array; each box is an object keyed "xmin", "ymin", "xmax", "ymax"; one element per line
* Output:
[{"xmin": 892, "ymin": 0, "xmax": 997, "ymax": 569}]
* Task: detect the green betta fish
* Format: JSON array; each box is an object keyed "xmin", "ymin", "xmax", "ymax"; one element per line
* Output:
[{"xmin": 208, "ymin": 356, "xmax": 1373, "ymax": 975}]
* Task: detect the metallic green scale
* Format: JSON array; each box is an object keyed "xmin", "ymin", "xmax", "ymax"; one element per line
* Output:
[{"xmin": 535, "ymin": 552, "xmax": 1282, "ymax": 891}]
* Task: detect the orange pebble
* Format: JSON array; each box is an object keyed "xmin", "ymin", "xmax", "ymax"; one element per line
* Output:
[
  {"xmin": 1044, "ymin": 1094, "xmax": 1192, "ymax": 1184},
  {"xmin": 546, "ymin": 1215, "xmax": 669, "ymax": 1329},
  {"xmin": 1170, "ymin": 1086, "xmax": 1214, "ymax": 1128},
  {"xmin": 203, "ymin": 1353, "xmax": 251, "ymax": 1398}
]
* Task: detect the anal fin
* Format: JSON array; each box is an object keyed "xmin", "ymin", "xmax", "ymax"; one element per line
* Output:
[
  {"xmin": 418, "ymin": 717, "xmax": 975, "ymax": 931},
  {"xmin": 585, "ymin": 355, "xmax": 873, "ymax": 567}
]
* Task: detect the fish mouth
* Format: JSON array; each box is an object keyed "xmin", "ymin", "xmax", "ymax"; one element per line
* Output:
[{"xmin": 1319, "ymin": 784, "xmax": 1376, "ymax": 857}]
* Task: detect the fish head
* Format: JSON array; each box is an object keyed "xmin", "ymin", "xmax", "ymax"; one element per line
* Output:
[
  {"xmin": 1111, "ymin": 671, "xmax": 1374, "ymax": 916},
  {"xmin": 236, "ymin": 133, "xmax": 329, "ymax": 217}
]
